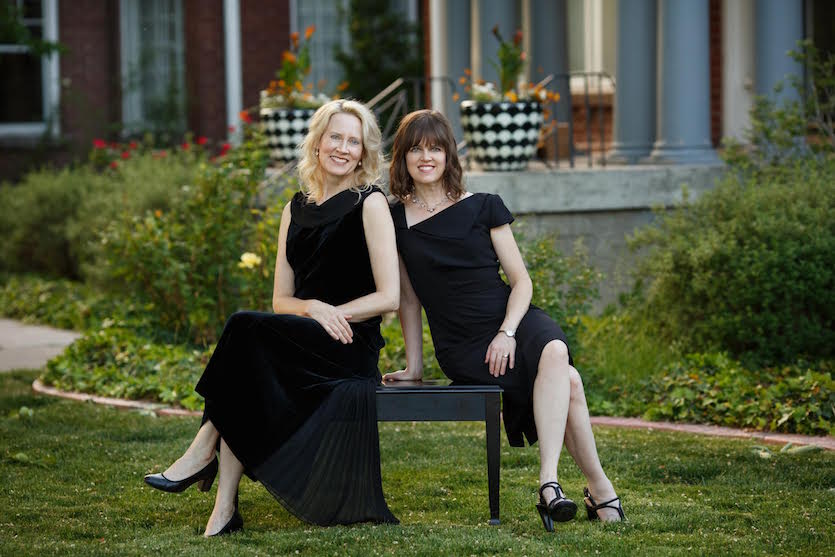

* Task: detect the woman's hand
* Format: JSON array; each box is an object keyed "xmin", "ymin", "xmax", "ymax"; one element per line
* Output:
[
  {"xmin": 485, "ymin": 332, "xmax": 516, "ymax": 377},
  {"xmin": 382, "ymin": 367, "xmax": 423, "ymax": 382},
  {"xmin": 307, "ymin": 300, "xmax": 353, "ymax": 344}
]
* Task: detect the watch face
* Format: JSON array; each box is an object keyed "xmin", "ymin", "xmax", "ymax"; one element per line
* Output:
[{"xmin": 503, "ymin": 329, "xmax": 515, "ymax": 337}]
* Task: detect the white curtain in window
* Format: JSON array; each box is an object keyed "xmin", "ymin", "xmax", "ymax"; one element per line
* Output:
[
  {"xmin": 120, "ymin": 0, "xmax": 185, "ymax": 134},
  {"xmin": 296, "ymin": 0, "xmax": 350, "ymax": 93}
]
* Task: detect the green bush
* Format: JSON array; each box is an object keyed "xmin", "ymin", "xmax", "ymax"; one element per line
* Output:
[
  {"xmin": 518, "ymin": 232, "xmax": 601, "ymax": 350},
  {"xmin": 640, "ymin": 352, "xmax": 835, "ymax": 436},
  {"xmin": 630, "ymin": 158, "xmax": 835, "ymax": 365},
  {"xmin": 97, "ymin": 129, "xmax": 285, "ymax": 345},
  {"xmin": 0, "ymin": 139, "xmax": 205, "ymax": 280}
]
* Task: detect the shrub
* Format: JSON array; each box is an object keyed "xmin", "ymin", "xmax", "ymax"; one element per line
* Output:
[
  {"xmin": 630, "ymin": 158, "xmax": 835, "ymax": 365},
  {"xmin": 0, "ymin": 139, "xmax": 205, "ymax": 280},
  {"xmin": 640, "ymin": 352, "xmax": 835, "ymax": 436},
  {"xmin": 517, "ymin": 232, "xmax": 601, "ymax": 350},
  {"xmin": 97, "ymin": 128, "xmax": 285, "ymax": 344}
]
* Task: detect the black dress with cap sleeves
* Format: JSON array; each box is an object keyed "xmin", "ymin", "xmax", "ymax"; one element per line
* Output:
[
  {"xmin": 392, "ymin": 193, "xmax": 572, "ymax": 447},
  {"xmin": 195, "ymin": 186, "xmax": 398, "ymax": 526}
]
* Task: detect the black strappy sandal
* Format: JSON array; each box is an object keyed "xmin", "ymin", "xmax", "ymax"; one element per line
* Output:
[
  {"xmin": 583, "ymin": 487, "xmax": 626, "ymax": 522},
  {"xmin": 536, "ymin": 481, "xmax": 577, "ymax": 532}
]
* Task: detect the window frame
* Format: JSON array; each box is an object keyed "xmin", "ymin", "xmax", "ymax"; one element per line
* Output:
[{"xmin": 0, "ymin": 0, "xmax": 61, "ymax": 142}]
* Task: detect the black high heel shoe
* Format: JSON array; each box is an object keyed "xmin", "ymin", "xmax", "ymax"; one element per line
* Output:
[
  {"xmin": 206, "ymin": 493, "xmax": 243, "ymax": 537},
  {"xmin": 583, "ymin": 487, "xmax": 626, "ymax": 521},
  {"xmin": 535, "ymin": 481, "xmax": 577, "ymax": 532},
  {"xmin": 144, "ymin": 457, "xmax": 218, "ymax": 493}
]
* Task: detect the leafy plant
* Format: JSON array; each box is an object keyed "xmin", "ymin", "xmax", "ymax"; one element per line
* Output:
[
  {"xmin": 629, "ymin": 158, "xmax": 835, "ymax": 365},
  {"xmin": 722, "ymin": 39, "xmax": 834, "ymax": 170},
  {"xmin": 41, "ymin": 322, "xmax": 211, "ymax": 411},
  {"xmin": 640, "ymin": 353, "xmax": 835, "ymax": 436},
  {"xmin": 260, "ymin": 25, "xmax": 335, "ymax": 109},
  {"xmin": 516, "ymin": 231, "xmax": 601, "ymax": 351},
  {"xmin": 97, "ymin": 124, "xmax": 288, "ymax": 344}
]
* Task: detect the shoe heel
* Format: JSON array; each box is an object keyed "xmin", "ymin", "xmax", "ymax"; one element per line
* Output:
[
  {"xmin": 536, "ymin": 502, "xmax": 554, "ymax": 532},
  {"xmin": 197, "ymin": 474, "xmax": 215, "ymax": 492}
]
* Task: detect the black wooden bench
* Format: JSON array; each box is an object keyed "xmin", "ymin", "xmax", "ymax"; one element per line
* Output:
[{"xmin": 375, "ymin": 380, "xmax": 503, "ymax": 525}]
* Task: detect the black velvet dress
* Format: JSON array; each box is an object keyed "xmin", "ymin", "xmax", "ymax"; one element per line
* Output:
[
  {"xmin": 392, "ymin": 193, "xmax": 572, "ymax": 447},
  {"xmin": 195, "ymin": 186, "xmax": 398, "ymax": 526}
]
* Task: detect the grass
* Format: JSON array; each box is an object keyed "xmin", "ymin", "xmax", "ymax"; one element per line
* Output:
[{"xmin": 1, "ymin": 369, "xmax": 834, "ymax": 556}]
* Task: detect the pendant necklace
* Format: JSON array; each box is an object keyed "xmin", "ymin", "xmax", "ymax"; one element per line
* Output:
[{"xmin": 410, "ymin": 191, "xmax": 453, "ymax": 213}]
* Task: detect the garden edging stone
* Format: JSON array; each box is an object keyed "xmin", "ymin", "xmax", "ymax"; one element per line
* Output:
[{"xmin": 31, "ymin": 379, "xmax": 835, "ymax": 451}]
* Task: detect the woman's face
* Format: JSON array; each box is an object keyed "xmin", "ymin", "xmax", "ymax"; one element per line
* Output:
[
  {"xmin": 405, "ymin": 140, "xmax": 446, "ymax": 188},
  {"xmin": 317, "ymin": 112, "xmax": 364, "ymax": 179}
]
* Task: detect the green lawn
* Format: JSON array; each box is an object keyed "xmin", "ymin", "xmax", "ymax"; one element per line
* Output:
[{"xmin": 1, "ymin": 369, "xmax": 833, "ymax": 556}]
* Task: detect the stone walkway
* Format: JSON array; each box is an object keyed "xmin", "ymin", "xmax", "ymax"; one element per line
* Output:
[
  {"xmin": 0, "ymin": 318, "xmax": 81, "ymax": 372},
  {"xmin": 6, "ymin": 318, "xmax": 834, "ymax": 451}
]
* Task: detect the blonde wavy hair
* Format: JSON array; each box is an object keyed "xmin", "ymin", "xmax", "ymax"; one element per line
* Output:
[{"xmin": 297, "ymin": 99, "xmax": 384, "ymax": 202}]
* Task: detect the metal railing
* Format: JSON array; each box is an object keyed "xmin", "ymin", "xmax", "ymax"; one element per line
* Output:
[{"xmin": 541, "ymin": 71, "xmax": 616, "ymax": 168}]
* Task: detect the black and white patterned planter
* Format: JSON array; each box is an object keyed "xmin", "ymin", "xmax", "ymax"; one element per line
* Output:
[
  {"xmin": 260, "ymin": 107, "xmax": 316, "ymax": 164},
  {"xmin": 459, "ymin": 100, "xmax": 544, "ymax": 171}
]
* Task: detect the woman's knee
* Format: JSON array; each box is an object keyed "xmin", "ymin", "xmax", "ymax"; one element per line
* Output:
[
  {"xmin": 568, "ymin": 366, "xmax": 585, "ymax": 399},
  {"xmin": 541, "ymin": 340, "xmax": 570, "ymax": 367}
]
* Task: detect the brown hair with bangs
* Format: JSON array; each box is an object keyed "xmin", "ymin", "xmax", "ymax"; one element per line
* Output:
[{"xmin": 389, "ymin": 110, "xmax": 464, "ymax": 201}]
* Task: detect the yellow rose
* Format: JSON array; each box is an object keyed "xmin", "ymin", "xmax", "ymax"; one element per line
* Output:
[{"xmin": 238, "ymin": 252, "xmax": 262, "ymax": 269}]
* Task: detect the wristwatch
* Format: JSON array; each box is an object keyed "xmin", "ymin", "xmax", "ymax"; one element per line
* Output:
[{"xmin": 499, "ymin": 328, "xmax": 516, "ymax": 338}]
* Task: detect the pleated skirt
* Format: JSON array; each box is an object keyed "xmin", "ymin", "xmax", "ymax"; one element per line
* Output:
[{"xmin": 195, "ymin": 310, "xmax": 398, "ymax": 525}]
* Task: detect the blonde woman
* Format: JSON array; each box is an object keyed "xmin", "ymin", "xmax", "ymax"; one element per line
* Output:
[{"xmin": 144, "ymin": 100, "xmax": 400, "ymax": 535}]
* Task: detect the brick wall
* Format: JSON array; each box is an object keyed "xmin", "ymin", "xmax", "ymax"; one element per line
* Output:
[
  {"xmin": 241, "ymin": 0, "xmax": 290, "ymax": 113},
  {"xmin": 59, "ymin": 0, "xmax": 121, "ymax": 146},
  {"xmin": 184, "ymin": 0, "xmax": 226, "ymax": 139}
]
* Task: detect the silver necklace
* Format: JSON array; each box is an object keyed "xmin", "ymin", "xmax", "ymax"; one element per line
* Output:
[{"xmin": 410, "ymin": 192, "xmax": 453, "ymax": 213}]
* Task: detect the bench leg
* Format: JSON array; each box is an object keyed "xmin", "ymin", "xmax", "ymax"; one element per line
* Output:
[{"xmin": 485, "ymin": 393, "xmax": 501, "ymax": 525}]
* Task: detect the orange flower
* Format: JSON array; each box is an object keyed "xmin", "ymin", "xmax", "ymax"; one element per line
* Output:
[
  {"xmin": 282, "ymin": 51, "xmax": 296, "ymax": 64},
  {"xmin": 506, "ymin": 91, "xmax": 518, "ymax": 102},
  {"xmin": 337, "ymin": 81, "xmax": 349, "ymax": 92},
  {"xmin": 452, "ymin": 92, "xmax": 460, "ymax": 102},
  {"xmin": 459, "ymin": 76, "xmax": 467, "ymax": 85},
  {"xmin": 463, "ymin": 67, "xmax": 472, "ymax": 76},
  {"xmin": 295, "ymin": 80, "xmax": 304, "ymax": 91},
  {"xmin": 154, "ymin": 209, "xmax": 163, "ymax": 218},
  {"xmin": 305, "ymin": 25, "xmax": 315, "ymax": 40},
  {"xmin": 290, "ymin": 31, "xmax": 299, "ymax": 47},
  {"xmin": 239, "ymin": 110, "xmax": 252, "ymax": 123}
]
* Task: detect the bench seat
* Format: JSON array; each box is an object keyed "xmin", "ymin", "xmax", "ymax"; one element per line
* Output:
[{"xmin": 376, "ymin": 380, "xmax": 503, "ymax": 525}]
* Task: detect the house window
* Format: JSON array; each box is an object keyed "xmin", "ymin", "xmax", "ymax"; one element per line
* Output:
[
  {"xmin": 0, "ymin": 0, "xmax": 60, "ymax": 141},
  {"xmin": 294, "ymin": 0, "xmax": 350, "ymax": 92},
  {"xmin": 119, "ymin": 0, "xmax": 186, "ymax": 136}
]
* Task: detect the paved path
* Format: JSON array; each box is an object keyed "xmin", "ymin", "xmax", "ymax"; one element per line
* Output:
[
  {"xmin": 3, "ymin": 318, "xmax": 833, "ymax": 450},
  {"xmin": 0, "ymin": 318, "xmax": 81, "ymax": 372}
]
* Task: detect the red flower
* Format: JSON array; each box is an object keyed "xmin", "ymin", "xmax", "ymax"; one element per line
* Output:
[
  {"xmin": 228, "ymin": 125, "xmax": 236, "ymax": 133},
  {"xmin": 239, "ymin": 110, "xmax": 252, "ymax": 124},
  {"xmin": 92, "ymin": 138, "xmax": 107, "ymax": 149},
  {"xmin": 181, "ymin": 142, "xmax": 191, "ymax": 150},
  {"xmin": 109, "ymin": 161, "xmax": 119, "ymax": 169},
  {"xmin": 121, "ymin": 151, "xmax": 130, "ymax": 160},
  {"xmin": 128, "ymin": 141, "xmax": 138, "ymax": 150},
  {"xmin": 219, "ymin": 142, "xmax": 232, "ymax": 156},
  {"xmin": 196, "ymin": 136, "xmax": 208, "ymax": 145}
]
